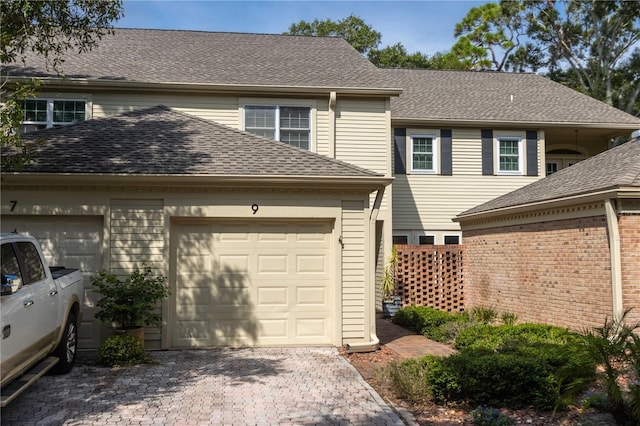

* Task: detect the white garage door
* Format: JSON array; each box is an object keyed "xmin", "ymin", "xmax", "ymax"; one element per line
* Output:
[
  {"xmin": 172, "ymin": 220, "xmax": 334, "ymax": 347},
  {"xmin": 1, "ymin": 216, "xmax": 104, "ymax": 349}
]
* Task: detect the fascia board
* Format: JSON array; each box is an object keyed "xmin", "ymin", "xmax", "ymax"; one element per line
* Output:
[
  {"xmin": 5, "ymin": 76, "xmax": 403, "ymax": 97},
  {"xmin": 1, "ymin": 172, "xmax": 394, "ymax": 190},
  {"xmin": 391, "ymin": 118, "xmax": 640, "ymax": 131},
  {"xmin": 454, "ymin": 187, "xmax": 640, "ymax": 223}
]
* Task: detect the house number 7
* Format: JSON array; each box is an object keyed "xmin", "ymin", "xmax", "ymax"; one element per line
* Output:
[
  {"xmin": 9, "ymin": 201, "xmax": 17, "ymax": 212},
  {"xmin": 251, "ymin": 204, "xmax": 259, "ymax": 214}
]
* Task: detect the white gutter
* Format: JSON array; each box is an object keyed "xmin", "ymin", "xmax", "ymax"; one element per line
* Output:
[
  {"xmin": 345, "ymin": 186, "xmax": 385, "ymax": 353},
  {"xmin": 5, "ymin": 76, "xmax": 403, "ymax": 97},
  {"xmin": 392, "ymin": 118, "xmax": 640, "ymax": 130},
  {"xmin": 1, "ymin": 172, "xmax": 393, "ymax": 189},
  {"xmin": 605, "ymin": 199, "xmax": 624, "ymax": 317}
]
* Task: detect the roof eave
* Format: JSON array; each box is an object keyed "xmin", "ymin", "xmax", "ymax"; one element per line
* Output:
[
  {"xmin": 1, "ymin": 172, "xmax": 394, "ymax": 190},
  {"xmin": 6, "ymin": 76, "xmax": 403, "ymax": 97},
  {"xmin": 454, "ymin": 187, "xmax": 640, "ymax": 223},
  {"xmin": 391, "ymin": 117, "xmax": 640, "ymax": 130}
]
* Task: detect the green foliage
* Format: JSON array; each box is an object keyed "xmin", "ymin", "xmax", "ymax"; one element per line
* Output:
[
  {"xmin": 285, "ymin": 14, "xmax": 381, "ymax": 57},
  {"xmin": 500, "ymin": 311, "xmax": 518, "ymax": 326},
  {"xmin": 97, "ymin": 334, "xmax": 153, "ymax": 367},
  {"xmin": 429, "ymin": 346, "xmax": 560, "ymax": 410},
  {"xmin": 93, "ymin": 266, "xmax": 169, "ymax": 329},
  {"xmin": 454, "ymin": 323, "xmax": 580, "ymax": 351},
  {"xmin": 466, "ymin": 306, "xmax": 499, "ymax": 324},
  {"xmin": 368, "ymin": 43, "xmax": 430, "ymax": 69},
  {"xmin": 382, "ymin": 358, "xmax": 433, "ymax": 403},
  {"xmin": 392, "ymin": 306, "xmax": 460, "ymax": 341},
  {"xmin": 1, "ymin": 0, "xmax": 124, "ymax": 170},
  {"xmin": 556, "ymin": 309, "xmax": 640, "ymax": 423},
  {"xmin": 1, "ymin": 0, "xmax": 124, "ymax": 70},
  {"xmin": 1, "ymin": 79, "xmax": 42, "ymax": 171},
  {"xmin": 470, "ymin": 406, "xmax": 515, "ymax": 426}
]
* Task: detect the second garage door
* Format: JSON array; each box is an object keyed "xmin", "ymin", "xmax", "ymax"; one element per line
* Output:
[{"xmin": 172, "ymin": 220, "xmax": 335, "ymax": 347}]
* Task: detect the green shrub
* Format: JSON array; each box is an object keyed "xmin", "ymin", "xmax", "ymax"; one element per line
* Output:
[
  {"xmin": 97, "ymin": 334, "xmax": 154, "ymax": 367},
  {"xmin": 428, "ymin": 348, "xmax": 559, "ymax": 410},
  {"xmin": 454, "ymin": 323, "xmax": 580, "ymax": 351},
  {"xmin": 467, "ymin": 306, "xmax": 499, "ymax": 325},
  {"xmin": 383, "ymin": 357, "xmax": 433, "ymax": 403},
  {"xmin": 392, "ymin": 306, "xmax": 462, "ymax": 341},
  {"xmin": 471, "ymin": 406, "xmax": 515, "ymax": 426}
]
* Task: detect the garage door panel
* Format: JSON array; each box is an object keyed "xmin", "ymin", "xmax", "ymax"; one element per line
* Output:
[
  {"xmin": 1, "ymin": 216, "xmax": 104, "ymax": 350},
  {"xmin": 173, "ymin": 220, "xmax": 334, "ymax": 347}
]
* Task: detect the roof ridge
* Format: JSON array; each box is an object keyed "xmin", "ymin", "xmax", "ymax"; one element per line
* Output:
[{"xmin": 112, "ymin": 27, "xmax": 346, "ymax": 40}]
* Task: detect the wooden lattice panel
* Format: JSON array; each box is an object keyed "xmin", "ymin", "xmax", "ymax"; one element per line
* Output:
[{"xmin": 395, "ymin": 244, "xmax": 464, "ymax": 313}]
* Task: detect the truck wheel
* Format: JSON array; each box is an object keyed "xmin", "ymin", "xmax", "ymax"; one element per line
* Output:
[{"xmin": 51, "ymin": 313, "xmax": 78, "ymax": 374}]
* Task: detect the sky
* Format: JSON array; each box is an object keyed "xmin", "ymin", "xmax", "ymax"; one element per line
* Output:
[{"xmin": 118, "ymin": 0, "xmax": 489, "ymax": 56}]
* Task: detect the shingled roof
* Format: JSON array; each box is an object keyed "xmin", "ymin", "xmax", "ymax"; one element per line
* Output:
[
  {"xmin": 386, "ymin": 69, "xmax": 640, "ymax": 127},
  {"xmin": 458, "ymin": 140, "xmax": 640, "ymax": 217},
  {"xmin": 8, "ymin": 105, "xmax": 383, "ymax": 179},
  {"xmin": 4, "ymin": 28, "xmax": 395, "ymax": 91}
]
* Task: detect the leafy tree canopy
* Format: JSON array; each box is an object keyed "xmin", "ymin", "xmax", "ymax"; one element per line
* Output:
[
  {"xmin": 452, "ymin": 0, "xmax": 640, "ymax": 115},
  {"xmin": 1, "ymin": 0, "xmax": 124, "ymax": 171}
]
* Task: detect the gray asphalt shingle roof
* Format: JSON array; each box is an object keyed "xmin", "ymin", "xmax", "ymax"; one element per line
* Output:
[
  {"xmin": 458, "ymin": 140, "xmax": 640, "ymax": 217},
  {"xmin": 12, "ymin": 105, "xmax": 383, "ymax": 177},
  {"xmin": 386, "ymin": 69, "xmax": 640, "ymax": 126},
  {"xmin": 5, "ymin": 28, "xmax": 393, "ymax": 90}
]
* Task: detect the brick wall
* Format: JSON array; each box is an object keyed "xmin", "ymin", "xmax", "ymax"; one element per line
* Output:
[
  {"xmin": 463, "ymin": 216, "xmax": 613, "ymax": 331},
  {"xmin": 394, "ymin": 245, "xmax": 464, "ymax": 313},
  {"xmin": 620, "ymin": 213, "xmax": 640, "ymax": 326}
]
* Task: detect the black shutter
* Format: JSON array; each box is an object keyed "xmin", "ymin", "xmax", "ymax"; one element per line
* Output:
[
  {"xmin": 440, "ymin": 129, "xmax": 452, "ymax": 176},
  {"xmin": 526, "ymin": 130, "xmax": 539, "ymax": 176},
  {"xmin": 481, "ymin": 129, "xmax": 493, "ymax": 175},
  {"xmin": 394, "ymin": 128, "xmax": 406, "ymax": 174}
]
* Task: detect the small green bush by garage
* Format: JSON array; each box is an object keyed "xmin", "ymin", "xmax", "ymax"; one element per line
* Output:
[{"xmin": 97, "ymin": 334, "xmax": 155, "ymax": 367}]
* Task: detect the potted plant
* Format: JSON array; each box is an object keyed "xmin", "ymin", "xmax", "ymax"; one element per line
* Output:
[
  {"xmin": 92, "ymin": 265, "xmax": 169, "ymax": 345},
  {"xmin": 381, "ymin": 246, "xmax": 402, "ymax": 317}
]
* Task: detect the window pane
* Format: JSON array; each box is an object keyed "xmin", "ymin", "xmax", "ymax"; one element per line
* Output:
[
  {"xmin": 53, "ymin": 100, "xmax": 86, "ymax": 124},
  {"xmin": 499, "ymin": 139, "xmax": 520, "ymax": 171},
  {"xmin": 16, "ymin": 242, "xmax": 46, "ymax": 284},
  {"xmin": 419, "ymin": 235, "xmax": 435, "ymax": 245},
  {"xmin": 280, "ymin": 107, "xmax": 309, "ymax": 129},
  {"xmin": 444, "ymin": 235, "xmax": 460, "ymax": 244},
  {"xmin": 280, "ymin": 130, "xmax": 309, "ymax": 150},
  {"xmin": 23, "ymin": 100, "xmax": 47, "ymax": 123},
  {"xmin": 1, "ymin": 243, "xmax": 24, "ymax": 292},
  {"xmin": 413, "ymin": 137, "xmax": 434, "ymax": 170},
  {"xmin": 245, "ymin": 106, "xmax": 275, "ymax": 128},
  {"xmin": 392, "ymin": 235, "xmax": 408, "ymax": 245}
]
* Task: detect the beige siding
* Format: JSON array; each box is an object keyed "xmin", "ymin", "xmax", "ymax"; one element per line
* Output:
[
  {"xmin": 93, "ymin": 93, "xmax": 240, "ymax": 127},
  {"xmin": 393, "ymin": 128, "xmax": 544, "ymax": 236},
  {"xmin": 335, "ymin": 99, "xmax": 388, "ymax": 174},
  {"xmin": 341, "ymin": 200, "xmax": 366, "ymax": 341},
  {"xmin": 315, "ymin": 102, "xmax": 330, "ymax": 157}
]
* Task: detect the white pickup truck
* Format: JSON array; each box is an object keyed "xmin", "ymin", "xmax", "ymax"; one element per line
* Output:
[{"xmin": 0, "ymin": 233, "xmax": 84, "ymax": 407}]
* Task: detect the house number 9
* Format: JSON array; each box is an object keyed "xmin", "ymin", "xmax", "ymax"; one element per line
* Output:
[{"xmin": 251, "ymin": 204, "xmax": 259, "ymax": 214}]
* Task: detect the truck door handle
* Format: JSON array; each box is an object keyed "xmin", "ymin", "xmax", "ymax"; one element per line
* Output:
[
  {"xmin": 2, "ymin": 325, "xmax": 10, "ymax": 339},
  {"xmin": 49, "ymin": 290, "xmax": 58, "ymax": 296},
  {"xmin": 23, "ymin": 300, "xmax": 34, "ymax": 307}
]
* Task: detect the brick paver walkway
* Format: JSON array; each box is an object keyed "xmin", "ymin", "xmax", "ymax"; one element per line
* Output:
[{"xmin": 2, "ymin": 347, "xmax": 405, "ymax": 425}]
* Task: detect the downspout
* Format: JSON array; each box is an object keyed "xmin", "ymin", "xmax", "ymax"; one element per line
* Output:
[
  {"xmin": 604, "ymin": 199, "xmax": 623, "ymax": 317},
  {"xmin": 328, "ymin": 91, "xmax": 336, "ymax": 158},
  {"xmin": 345, "ymin": 186, "xmax": 385, "ymax": 353}
]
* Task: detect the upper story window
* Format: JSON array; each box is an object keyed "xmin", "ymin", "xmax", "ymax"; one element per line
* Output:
[
  {"xmin": 496, "ymin": 137, "xmax": 523, "ymax": 175},
  {"xmin": 22, "ymin": 99, "xmax": 87, "ymax": 133},
  {"xmin": 244, "ymin": 105, "xmax": 311, "ymax": 150},
  {"xmin": 410, "ymin": 135, "xmax": 437, "ymax": 173}
]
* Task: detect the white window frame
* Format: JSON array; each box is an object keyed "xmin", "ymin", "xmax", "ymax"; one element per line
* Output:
[
  {"xmin": 495, "ymin": 136, "xmax": 524, "ymax": 175},
  {"xmin": 22, "ymin": 96, "xmax": 91, "ymax": 132},
  {"xmin": 241, "ymin": 100, "xmax": 314, "ymax": 151},
  {"xmin": 410, "ymin": 133, "xmax": 438, "ymax": 173},
  {"xmin": 443, "ymin": 234, "xmax": 461, "ymax": 245}
]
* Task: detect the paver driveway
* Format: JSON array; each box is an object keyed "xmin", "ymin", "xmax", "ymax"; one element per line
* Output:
[{"xmin": 1, "ymin": 347, "xmax": 406, "ymax": 425}]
